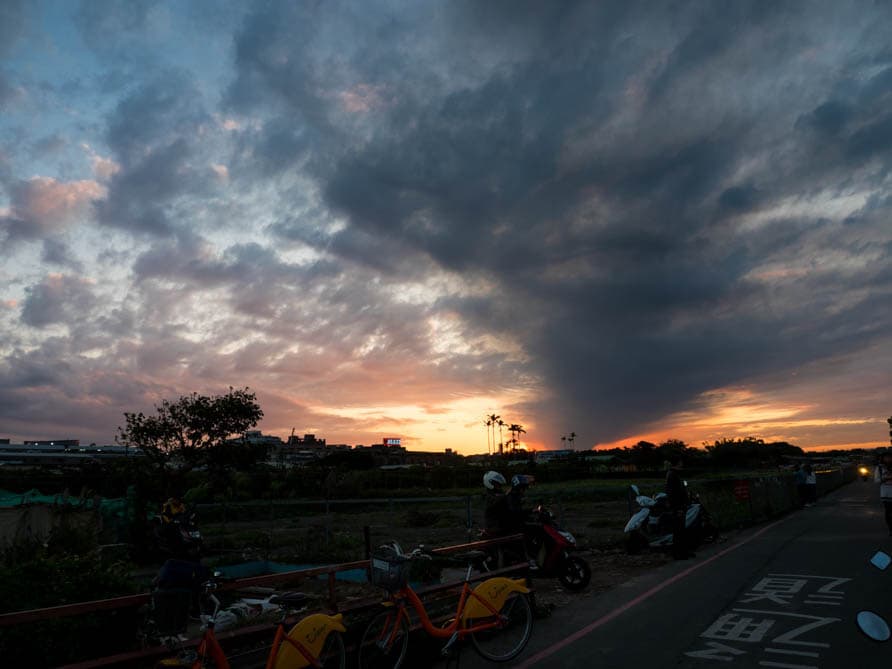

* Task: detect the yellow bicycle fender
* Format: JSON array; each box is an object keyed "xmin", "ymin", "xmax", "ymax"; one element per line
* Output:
[
  {"xmin": 273, "ymin": 613, "xmax": 346, "ymax": 669},
  {"xmin": 461, "ymin": 577, "xmax": 530, "ymax": 621}
]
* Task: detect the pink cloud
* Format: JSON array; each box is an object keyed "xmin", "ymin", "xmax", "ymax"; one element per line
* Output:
[{"xmin": 7, "ymin": 177, "xmax": 105, "ymax": 236}]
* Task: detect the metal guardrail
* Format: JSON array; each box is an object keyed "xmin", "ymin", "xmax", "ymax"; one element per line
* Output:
[{"xmin": 2, "ymin": 533, "xmax": 527, "ymax": 669}]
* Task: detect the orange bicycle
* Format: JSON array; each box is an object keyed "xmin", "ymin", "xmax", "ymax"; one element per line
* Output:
[
  {"xmin": 157, "ymin": 574, "xmax": 346, "ymax": 669},
  {"xmin": 357, "ymin": 543, "xmax": 533, "ymax": 668}
]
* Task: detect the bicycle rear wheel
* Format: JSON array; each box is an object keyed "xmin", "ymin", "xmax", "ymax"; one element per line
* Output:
[
  {"xmin": 357, "ymin": 609, "xmax": 409, "ymax": 669},
  {"xmin": 318, "ymin": 630, "xmax": 346, "ymax": 669},
  {"xmin": 470, "ymin": 592, "xmax": 533, "ymax": 662}
]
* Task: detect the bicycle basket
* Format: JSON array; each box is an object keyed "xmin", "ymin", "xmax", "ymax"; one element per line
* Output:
[{"xmin": 370, "ymin": 546, "xmax": 410, "ymax": 591}]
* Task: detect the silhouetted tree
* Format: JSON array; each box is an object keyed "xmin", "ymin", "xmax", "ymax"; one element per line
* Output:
[
  {"xmin": 507, "ymin": 424, "xmax": 526, "ymax": 452},
  {"xmin": 116, "ymin": 387, "xmax": 264, "ymax": 487},
  {"xmin": 628, "ymin": 440, "xmax": 662, "ymax": 469},
  {"xmin": 704, "ymin": 437, "xmax": 804, "ymax": 467},
  {"xmin": 487, "ymin": 413, "xmax": 501, "ymax": 455}
]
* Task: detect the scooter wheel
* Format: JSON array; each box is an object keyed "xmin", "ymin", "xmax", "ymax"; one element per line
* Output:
[{"xmin": 558, "ymin": 556, "xmax": 591, "ymax": 591}]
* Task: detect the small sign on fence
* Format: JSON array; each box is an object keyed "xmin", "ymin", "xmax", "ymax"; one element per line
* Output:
[{"xmin": 733, "ymin": 480, "xmax": 751, "ymax": 501}]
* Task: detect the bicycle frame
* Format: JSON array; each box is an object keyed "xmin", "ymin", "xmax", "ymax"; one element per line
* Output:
[
  {"xmin": 376, "ymin": 574, "xmax": 529, "ymax": 645},
  {"xmin": 161, "ymin": 602, "xmax": 344, "ymax": 669},
  {"xmin": 268, "ymin": 612, "xmax": 346, "ymax": 669}
]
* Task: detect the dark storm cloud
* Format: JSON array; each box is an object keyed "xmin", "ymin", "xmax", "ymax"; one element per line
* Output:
[
  {"xmin": 221, "ymin": 0, "xmax": 892, "ymax": 444},
  {"xmin": 41, "ymin": 239, "xmax": 84, "ymax": 271},
  {"xmin": 0, "ymin": 339, "xmax": 163, "ymax": 443},
  {"xmin": 20, "ymin": 275, "xmax": 99, "ymax": 328},
  {"xmin": 96, "ymin": 72, "xmax": 214, "ymax": 236}
]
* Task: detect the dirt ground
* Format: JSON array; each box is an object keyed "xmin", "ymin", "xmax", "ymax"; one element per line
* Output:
[{"xmin": 200, "ymin": 497, "xmax": 674, "ymax": 623}]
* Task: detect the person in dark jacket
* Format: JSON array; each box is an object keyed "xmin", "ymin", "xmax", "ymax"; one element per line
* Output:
[
  {"xmin": 483, "ymin": 471, "xmax": 509, "ymax": 535},
  {"xmin": 666, "ymin": 455, "xmax": 692, "ymax": 559},
  {"xmin": 506, "ymin": 475, "xmax": 539, "ymax": 570}
]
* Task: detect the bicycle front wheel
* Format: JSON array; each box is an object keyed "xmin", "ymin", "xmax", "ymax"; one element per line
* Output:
[
  {"xmin": 470, "ymin": 592, "xmax": 533, "ymax": 662},
  {"xmin": 317, "ymin": 630, "xmax": 346, "ymax": 669},
  {"xmin": 357, "ymin": 609, "xmax": 409, "ymax": 669}
]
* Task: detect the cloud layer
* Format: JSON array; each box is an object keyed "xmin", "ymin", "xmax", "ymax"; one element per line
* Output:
[{"xmin": 1, "ymin": 1, "xmax": 891, "ymax": 451}]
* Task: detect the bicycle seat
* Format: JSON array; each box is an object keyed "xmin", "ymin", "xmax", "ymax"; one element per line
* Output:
[{"xmin": 269, "ymin": 592, "xmax": 308, "ymax": 608}]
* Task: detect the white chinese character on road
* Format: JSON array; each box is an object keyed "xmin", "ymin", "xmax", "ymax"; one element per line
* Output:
[
  {"xmin": 701, "ymin": 613, "xmax": 775, "ymax": 643},
  {"xmin": 685, "ymin": 641, "xmax": 748, "ymax": 661},
  {"xmin": 739, "ymin": 577, "xmax": 806, "ymax": 605}
]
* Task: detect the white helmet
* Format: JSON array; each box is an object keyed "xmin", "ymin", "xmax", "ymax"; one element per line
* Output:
[{"xmin": 483, "ymin": 471, "xmax": 506, "ymax": 490}]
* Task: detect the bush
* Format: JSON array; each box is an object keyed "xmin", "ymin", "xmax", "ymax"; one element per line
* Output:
[{"xmin": 0, "ymin": 529, "xmax": 141, "ymax": 666}]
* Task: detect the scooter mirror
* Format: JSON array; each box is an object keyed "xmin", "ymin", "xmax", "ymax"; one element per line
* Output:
[
  {"xmin": 869, "ymin": 551, "xmax": 891, "ymax": 570},
  {"xmin": 629, "ymin": 484, "xmax": 640, "ymax": 496},
  {"xmin": 856, "ymin": 611, "xmax": 891, "ymax": 642}
]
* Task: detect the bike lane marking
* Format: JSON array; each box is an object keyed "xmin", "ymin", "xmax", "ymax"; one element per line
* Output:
[
  {"xmin": 515, "ymin": 517, "xmax": 793, "ymax": 669},
  {"xmin": 681, "ymin": 575, "xmax": 853, "ymax": 666}
]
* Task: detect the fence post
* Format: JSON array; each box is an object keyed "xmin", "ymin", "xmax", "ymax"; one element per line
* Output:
[
  {"xmin": 466, "ymin": 496, "xmax": 472, "ymax": 540},
  {"xmin": 325, "ymin": 499, "xmax": 331, "ymax": 548},
  {"xmin": 364, "ymin": 525, "xmax": 372, "ymax": 581},
  {"xmin": 222, "ymin": 499, "xmax": 227, "ymax": 551},
  {"xmin": 557, "ymin": 494, "xmax": 564, "ymax": 528},
  {"xmin": 266, "ymin": 497, "xmax": 274, "ymax": 561}
]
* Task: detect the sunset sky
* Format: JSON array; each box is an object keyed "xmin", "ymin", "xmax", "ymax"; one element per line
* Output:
[{"xmin": 2, "ymin": 1, "xmax": 891, "ymax": 455}]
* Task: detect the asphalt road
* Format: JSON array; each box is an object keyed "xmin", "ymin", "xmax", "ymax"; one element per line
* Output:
[{"xmin": 430, "ymin": 480, "xmax": 891, "ymax": 669}]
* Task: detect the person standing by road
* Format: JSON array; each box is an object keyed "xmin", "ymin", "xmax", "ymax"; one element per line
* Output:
[
  {"xmin": 666, "ymin": 455, "xmax": 692, "ymax": 559},
  {"xmin": 803, "ymin": 463, "xmax": 817, "ymax": 506},
  {"xmin": 875, "ymin": 451, "xmax": 892, "ymax": 536},
  {"xmin": 794, "ymin": 464, "xmax": 808, "ymax": 507},
  {"xmin": 482, "ymin": 471, "xmax": 509, "ymax": 536},
  {"xmin": 505, "ymin": 475, "xmax": 539, "ymax": 570}
]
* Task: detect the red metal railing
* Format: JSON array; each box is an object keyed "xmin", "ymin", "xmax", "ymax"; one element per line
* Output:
[{"xmin": 2, "ymin": 534, "xmax": 526, "ymax": 669}]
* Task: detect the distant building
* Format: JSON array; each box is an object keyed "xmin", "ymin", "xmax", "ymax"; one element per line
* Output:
[
  {"xmin": 352, "ymin": 439, "xmax": 463, "ymax": 467},
  {"xmin": 287, "ymin": 433, "xmax": 327, "ymax": 449},
  {"xmin": 257, "ymin": 431, "xmax": 356, "ymax": 467},
  {"xmin": 534, "ymin": 449, "xmax": 574, "ymax": 463},
  {"xmin": 240, "ymin": 430, "xmax": 285, "ymax": 448},
  {"xmin": 24, "ymin": 439, "xmax": 80, "ymax": 448},
  {"xmin": 0, "ymin": 441, "xmax": 139, "ymax": 467},
  {"xmin": 585, "ymin": 453, "xmax": 634, "ymax": 473}
]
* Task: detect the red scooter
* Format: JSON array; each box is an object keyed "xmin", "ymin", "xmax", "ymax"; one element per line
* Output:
[
  {"xmin": 480, "ymin": 505, "xmax": 591, "ymax": 591},
  {"xmin": 527, "ymin": 505, "xmax": 591, "ymax": 591}
]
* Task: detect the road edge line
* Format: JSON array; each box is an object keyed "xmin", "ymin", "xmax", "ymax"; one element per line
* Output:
[{"xmin": 515, "ymin": 515, "xmax": 792, "ymax": 668}]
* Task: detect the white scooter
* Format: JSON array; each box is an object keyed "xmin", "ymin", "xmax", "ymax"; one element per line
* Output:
[
  {"xmin": 623, "ymin": 483, "xmax": 717, "ymax": 554},
  {"xmin": 203, "ymin": 587, "xmax": 306, "ymax": 631}
]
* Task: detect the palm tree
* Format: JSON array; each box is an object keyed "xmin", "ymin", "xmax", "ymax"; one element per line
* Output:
[
  {"xmin": 561, "ymin": 435, "xmax": 567, "ymax": 448},
  {"xmin": 488, "ymin": 414, "xmax": 501, "ymax": 456},
  {"xmin": 484, "ymin": 417, "xmax": 492, "ymax": 455},
  {"xmin": 497, "ymin": 418, "xmax": 505, "ymax": 455},
  {"xmin": 507, "ymin": 424, "xmax": 526, "ymax": 453},
  {"xmin": 568, "ymin": 432, "xmax": 576, "ymax": 448}
]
